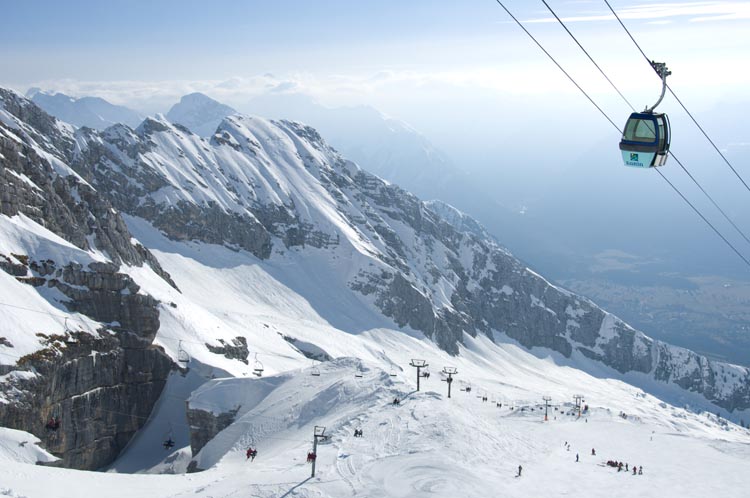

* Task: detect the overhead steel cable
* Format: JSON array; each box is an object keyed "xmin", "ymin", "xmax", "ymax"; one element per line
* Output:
[
  {"xmin": 539, "ymin": 0, "xmax": 635, "ymax": 111},
  {"xmin": 540, "ymin": 0, "xmax": 750, "ymax": 247},
  {"xmin": 492, "ymin": 0, "xmax": 620, "ymax": 130},
  {"xmin": 653, "ymin": 168, "xmax": 750, "ymax": 267},
  {"xmin": 492, "ymin": 0, "xmax": 750, "ymax": 270},
  {"xmin": 603, "ymin": 0, "xmax": 750, "ymax": 194}
]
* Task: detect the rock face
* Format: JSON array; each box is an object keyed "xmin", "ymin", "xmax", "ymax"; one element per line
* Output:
[
  {"xmin": 185, "ymin": 406, "xmax": 239, "ymax": 462},
  {"xmin": 0, "ymin": 257, "xmax": 173, "ymax": 469},
  {"xmin": 0, "ymin": 88, "xmax": 176, "ymax": 469},
  {"xmin": 2, "ymin": 87, "xmax": 750, "ymax": 420}
]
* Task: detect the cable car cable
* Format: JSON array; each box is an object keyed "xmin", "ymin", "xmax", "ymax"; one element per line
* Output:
[
  {"xmin": 492, "ymin": 0, "xmax": 750, "ymax": 270},
  {"xmin": 539, "ymin": 0, "xmax": 635, "ymax": 111},
  {"xmin": 653, "ymin": 168, "xmax": 750, "ymax": 267},
  {"xmin": 602, "ymin": 0, "xmax": 750, "ymax": 194},
  {"xmin": 540, "ymin": 0, "xmax": 750, "ymax": 247},
  {"xmin": 492, "ymin": 0, "xmax": 619, "ymax": 130}
]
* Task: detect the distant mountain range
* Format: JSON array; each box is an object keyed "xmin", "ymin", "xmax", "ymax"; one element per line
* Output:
[{"xmin": 27, "ymin": 88, "xmax": 144, "ymax": 129}]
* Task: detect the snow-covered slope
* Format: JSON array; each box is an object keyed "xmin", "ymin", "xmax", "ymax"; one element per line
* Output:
[
  {"xmin": 245, "ymin": 92, "xmax": 465, "ymax": 202},
  {"xmin": 1, "ymin": 87, "xmax": 750, "ymax": 491},
  {"xmin": 2, "ymin": 351, "xmax": 749, "ymax": 497},
  {"xmin": 28, "ymin": 89, "xmax": 143, "ymax": 130}
]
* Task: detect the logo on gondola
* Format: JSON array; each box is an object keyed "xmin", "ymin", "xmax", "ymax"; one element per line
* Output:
[{"xmin": 630, "ymin": 153, "xmax": 639, "ymax": 161}]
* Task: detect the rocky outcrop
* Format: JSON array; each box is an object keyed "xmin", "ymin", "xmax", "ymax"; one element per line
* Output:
[
  {"xmin": 0, "ymin": 90, "xmax": 177, "ymax": 469},
  {"xmin": 205, "ymin": 337, "xmax": 249, "ymax": 364},
  {"xmin": 0, "ymin": 89, "xmax": 175, "ymax": 287},
  {"xmin": 0, "ymin": 254, "xmax": 173, "ymax": 469},
  {"xmin": 185, "ymin": 406, "xmax": 239, "ymax": 461}
]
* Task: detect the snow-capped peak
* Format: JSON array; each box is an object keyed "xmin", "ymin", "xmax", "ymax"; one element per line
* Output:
[{"xmin": 165, "ymin": 92, "xmax": 237, "ymax": 137}]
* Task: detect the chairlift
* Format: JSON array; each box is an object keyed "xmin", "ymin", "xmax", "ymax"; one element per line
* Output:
[
  {"xmin": 389, "ymin": 366, "xmax": 397, "ymax": 377},
  {"xmin": 63, "ymin": 318, "xmax": 79, "ymax": 344},
  {"xmin": 45, "ymin": 414, "xmax": 61, "ymax": 432},
  {"xmin": 163, "ymin": 424, "xmax": 175, "ymax": 450},
  {"xmin": 252, "ymin": 353, "xmax": 264, "ymax": 377},
  {"xmin": 311, "ymin": 360, "xmax": 320, "ymax": 377},
  {"xmin": 354, "ymin": 366, "xmax": 363, "ymax": 378},
  {"xmin": 420, "ymin": 367, "xmax": 430, "ymax": 379},
  {"xmin": 177, "ymin": 340, "xmax": 190, "ymax": 365}
]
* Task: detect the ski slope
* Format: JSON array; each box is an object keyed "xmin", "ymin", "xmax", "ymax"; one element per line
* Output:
[
  {"xmin": 0, "ymin": 213, "xmax": 749, "ymax": 497},
  {"xmin": 1, "ymin": 357, "xmax": 748, "ymax": 498}
]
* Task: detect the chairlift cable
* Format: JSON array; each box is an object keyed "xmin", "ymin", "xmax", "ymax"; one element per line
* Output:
[
  {"xmin": 492, "ymin": 0, "xmax": 750, "ymax": 270},
  {"xmin": 540, "ymin": 0, "xmax": 750, "ymax": 247},
  {"xmin": 603, "ymin": 0, "xmax": 750, "ymax": 194}
]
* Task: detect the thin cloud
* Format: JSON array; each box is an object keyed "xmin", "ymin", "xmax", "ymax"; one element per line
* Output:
[{"xmin": 525, "ymin": 1, "xmax": 750, "ymax": 24}]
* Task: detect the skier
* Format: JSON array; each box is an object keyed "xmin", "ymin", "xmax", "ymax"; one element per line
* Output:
[
  {"xmin": 517, "ymin": 465, "xmax": 522, "ymax": 477},
  {"xmin": 246, "ymin": 447, "xmax": 257, "ymax": 461},
  {"xmin": 625, "ymin": 463, "xmax": 628, "ymax": 471},
  {"xmin": 576, "ymin": 453, "xmax": 579, "ymax": 462},
  {"xmin": 632, "ymin": 466, "xmax": 637, "ymax": 475},
  {"xmin": 591, "ymin": 448, "xmax": 596, "ymax": 456},
  {"xmin": 163, "ymin": 438, "xmax": 175, "ymax": 450},
  {"xmin": 393, "ymin": 397, "xmax": 400, "ymax": 406},
  {"xmin": 638, "ymin": 466, "xmax": 643, "ymax": 475}
]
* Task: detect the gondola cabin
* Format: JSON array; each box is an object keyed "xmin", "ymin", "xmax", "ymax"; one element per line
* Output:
[{"xmin": 619, "ymin": 112, "xmax": 670, "ymax": 168}]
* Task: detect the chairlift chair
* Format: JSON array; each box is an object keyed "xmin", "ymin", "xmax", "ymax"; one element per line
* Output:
[
  {"xmin": 311, "ymin": 360, "xmax": 321, "ymax": 377},
  {"xmin": 389, "ymin": 365, "xmax": 397, "ymax": 377},
  {"xmin": 252, "ymin": 353, "xmax": 264, "ymax": 377},
  {"xmin": 177, "ymin": 340, "xmax": 190, "ymax": 365}
]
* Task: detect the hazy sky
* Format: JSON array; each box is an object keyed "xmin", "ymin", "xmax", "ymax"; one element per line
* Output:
[
  {"xmin": 3, "ymin": 0, "xmax": 749, "ymax": 174},
  {"xmin": 3, "ymin": 1, "xmax": 749, "ymax": 112},
  {"xmin": 3, "ymin": 1, "xmax": 750, "ymax": 276}
]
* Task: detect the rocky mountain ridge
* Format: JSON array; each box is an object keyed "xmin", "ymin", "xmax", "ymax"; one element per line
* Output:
[
  {"xmin": 67, "ymin": 91, "xmax": 750, "ymax": 414},
  {"xmin": 0, "ymin": 88, "xmax": 749, "ymax": 470}
]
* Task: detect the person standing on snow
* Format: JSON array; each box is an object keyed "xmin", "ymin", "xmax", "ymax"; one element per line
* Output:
[
  {"xmin": 517, "ymin": 465, "xmax": 522, "ymax": 477},
  {"xmin": 576, "ymin": 453, "xmax": 579, "ymax": 462}
]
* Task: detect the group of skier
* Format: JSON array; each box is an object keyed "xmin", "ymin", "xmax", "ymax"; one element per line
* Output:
[{"xmin": 607, "ymin": 460, "xmax": 643, "ymax": 475}]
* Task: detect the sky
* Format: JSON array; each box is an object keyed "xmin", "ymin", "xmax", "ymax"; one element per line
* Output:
[
  {"xmin": 3, "ymin": 0, "xmax": 749, "ymax": 111},
  {"xmin": 3, "ymin": 0, "xmax": 750, "ymax": 278},
  {"xmin": 3, "ymin": 0, "xmax": 749, "ymax": 176}
]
